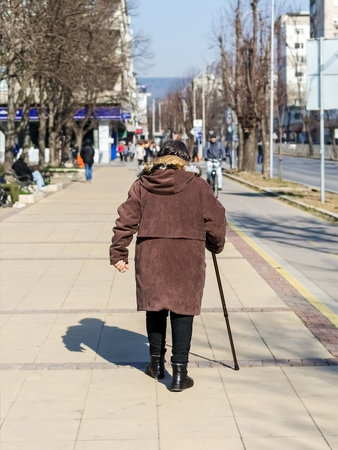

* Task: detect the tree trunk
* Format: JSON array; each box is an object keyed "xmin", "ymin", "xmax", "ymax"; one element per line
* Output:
[
  {"xmin": 62, "ymin": 123, "xmax": 73, "ymax": 162},
  {"xmin": 4, "ymin": 66, "xmax": 17, "ymax": 168},
  {"xmin": 261, "ymin": 118, "xmax": 270, "ymax": 177},
  {"xmin": 302, "ymin": 111, "xmax": 314, "ymax": 156},
  {"xmin": 330, "ymin": 127, "xmax": 338, "ymax": 159},
  {"xmin": 38, "ymin": 107, "xmax": 47, "ymax": 166},
  {"xmin": 48, "ymin": 102, "xmax": 57, "ymax": 166},
  {"xmin": 242, "ymin": 128, "xmax": 256, "ymax": 172},
  {"xmin": 237, "ymin": 123, "xmax": 244, "ymax": 170}
]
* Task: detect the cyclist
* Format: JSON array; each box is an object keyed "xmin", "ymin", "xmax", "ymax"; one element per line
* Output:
[{"xmin": 203, "ymin": 131, "xmax": 226, "ymax": 190}]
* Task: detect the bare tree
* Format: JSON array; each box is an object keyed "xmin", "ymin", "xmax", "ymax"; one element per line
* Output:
[
  {"xmin": 217, "ymin": 0, "xmax": 273, "ymax": 174},
  {"xmin": 0, "ymin": 0, "xmax": 40, "ymax": 167},
  {"xmin": 1, "ymin": 0, "xmax": 136, "ymax": 167}
]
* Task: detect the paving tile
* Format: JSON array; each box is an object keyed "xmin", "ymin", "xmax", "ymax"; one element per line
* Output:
[
  {"xmin": 0, "ymin": 418, "xmax": 80, "ymax": 442},
  {"xmin": 90, "ymin": 366, "xmax": 149, "ymax": 385},
  {"xmin": 160, "ymin": 438, "xmax": 244, "ymax": 450},
  {"xmin": 243, "ymin": 436, "xmax": 331, "ymax": 449},
  {"xmin": 1, "ymin": 442, "xmax": 75, "ymax": 450},
  {"xmin": 75, "ymin": 440, "xmax": 159, "ymax": 450},
  {"xmin": 0, "ymin": 371, "xmax": 27, "ymax": 424},
  {"xmin": 325, "ymin": 435, "xmax": 338, "ymax": 449},
  {"xmin": 157, "ymin": 396, "xmax": 233, "ymax": 417},
  {"xmin": 236, "ymin": 413, "xmax": 322, "ymax": 438},
  {"xmin": 282, "ymin": 366, "xmax": 338, "ymax": 397},
  {"xmin": 5, "ymin": 399, "xmax": 84, "ymax": 421},
  {"xmin": 77, "ymin": 416, "xmax": 158, "ymax": 440},
  {"xmin": 219, "ymin": 367, "xmax": 295, "ymax": 399},
  {"xmin": 301, "ymin": 396, "xmax": 338, "ymax": 435},
  {"xmin": 158, "ymin": 415, "xmax": 239, "ymax": 439}
]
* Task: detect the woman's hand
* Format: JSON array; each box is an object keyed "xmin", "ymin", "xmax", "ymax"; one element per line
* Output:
[{"xmin": 114, "ymin": 260, "xmax": 129, "ymax": 273}]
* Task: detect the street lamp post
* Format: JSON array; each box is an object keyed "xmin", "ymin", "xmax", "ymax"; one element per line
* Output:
[
  {"xmin": 202, "ymin": 73, "xmax": 206, "ymax": 149},
  {"xmin": 158, "ymin": 102, "xmax": 162, "ymax": 134},
  {"xmin": 269, "ymin": 0, "xmax": 275, "ymax": 178}
]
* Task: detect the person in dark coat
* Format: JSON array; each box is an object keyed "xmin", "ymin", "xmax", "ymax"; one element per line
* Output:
[
  {"xmin": 203, "ymin": 131, "xmax": 226, "ymax": 189},
  {"xmin": 80, "ymin": 139, "xmax": 95, "ymax": 182},
  {"xmin": 12, "ymin": 154, "xmax": 34, "ymax": 182},
  {"xmin": 110, "ymin": 139, "xmax": 226, "ymax": 392},
  {"xmin": 12, "ymin": 153, "xmax": 45, "ymax": 190}
]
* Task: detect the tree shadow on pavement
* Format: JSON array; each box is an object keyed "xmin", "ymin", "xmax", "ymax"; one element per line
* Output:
[{"xmin": 62, "ymin": 318, "xmax": 152, "ymax": 371}]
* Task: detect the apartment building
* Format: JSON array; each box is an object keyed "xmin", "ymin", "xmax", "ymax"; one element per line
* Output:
[
  {"xmin": 310, "ymin": 0, "xmax": 338, "ymax": 38},
  {"xmin": 277, "ymin": 12, "xmax": 310, "ymax": 142}
]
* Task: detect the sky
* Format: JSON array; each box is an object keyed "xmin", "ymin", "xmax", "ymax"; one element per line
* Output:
[{"xmin": 130, "ymin": 0, "xmax": 310, "ymax": 78}]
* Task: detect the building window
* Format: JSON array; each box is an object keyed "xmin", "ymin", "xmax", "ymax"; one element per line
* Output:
[
  {"xmin": 295, "ymin": 28, "xmax": 304, "ymax": 34},
  {"xmin": 295, "ymin": 43, "xmax": 304, "ymax": 49},
  {"xmin": 295, "ymin": 71, "xmax": 304, "ymax": 77}
]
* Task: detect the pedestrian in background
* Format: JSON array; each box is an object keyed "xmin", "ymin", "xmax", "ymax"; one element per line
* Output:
[
  {"xmin": 80, "ymin": 139, "xmax": 95, "ymax": 182},
  {"xmin": 128, "ymin": 142, "xmax": 136, "ymax": 161},
  {"xmin": 143, "ymin": 140, "xmax": 151, "ymax": 162},
  {"xmin": 257, "ymin": 141, "xmax": 263, "ymax": 163},
  {"xmin": 136, "ymin": 141, "xmax": 145, "ymax": 165},
  {"xmin": 123, "ymin": 143, "xmax": 129, "ymax": 162},
  {"xmin": 118, "ymin": 142, "xmax": 124, "ymax": 162},
  {"xmin": 110, "ymin": 139, "xmax": 226, "ymax": 392},
  {"xmin": 203, "ymin": 131, "xmax": 226, "ymax": 190}
]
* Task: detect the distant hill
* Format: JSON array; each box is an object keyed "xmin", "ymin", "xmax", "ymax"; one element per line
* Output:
[{"xmin": 138, "ymin": 77, "xmax": 189, "ymax": 99}]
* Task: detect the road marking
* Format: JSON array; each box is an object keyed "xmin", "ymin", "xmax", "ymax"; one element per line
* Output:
[
  {"xmin": 229, "ymin": 221, "xmax": 338, "ymax": 327},
  {"xmin": 309, "ymin": 241, "xmax": 319, "ymax": 247}
]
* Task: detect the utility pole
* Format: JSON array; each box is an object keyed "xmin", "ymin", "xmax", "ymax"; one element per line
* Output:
[
  {"xmin": 152, "ymin": 98, "xmax": 155, "ymax": 137},
  {"xmin": 202, "ymin": 72, "xmax": 206, "ymax": 148},
  {"xmin": 158, "ymin": 102, "xmax": 162, "ymax": 134},
  {"xmin": 193, "ymin": 80, "xmax": 196, "ymax": 121},
  {"xmin": 269, "ymin": 0, "xmax": 275, "ymax": 178},
  {"xmin": 319, "ymin": 37, "xmax": 325, "ymax": 202}
]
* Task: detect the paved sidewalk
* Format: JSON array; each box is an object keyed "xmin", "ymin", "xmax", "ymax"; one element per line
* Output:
[{"xmin": 0, "ymin": 162, "xmax": 337, "ymax": 450}]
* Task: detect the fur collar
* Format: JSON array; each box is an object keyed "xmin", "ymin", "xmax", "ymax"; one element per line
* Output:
[{"xmin": 137, "ymin": 155, "xmax": 201, "ymax": 177}]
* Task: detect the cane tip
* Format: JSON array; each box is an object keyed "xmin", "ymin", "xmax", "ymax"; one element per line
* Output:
[{"xmin": 234, "ymin": 365, "xmax": 240, "ymax": 371}]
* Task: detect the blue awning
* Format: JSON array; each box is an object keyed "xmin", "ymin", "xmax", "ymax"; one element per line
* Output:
[{"xmin": 0, "ymin": 107, "xmax": 122, "ymax": 121}]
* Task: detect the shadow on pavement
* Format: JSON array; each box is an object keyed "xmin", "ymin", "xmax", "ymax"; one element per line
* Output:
[{"xmin": 62, "ymin": 318, "xmax": 150, "ymax": 369}]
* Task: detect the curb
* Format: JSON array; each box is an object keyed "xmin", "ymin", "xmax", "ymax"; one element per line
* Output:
[{"xmin": 223, "ymin": 172, "xmax": 338, "ymax": 221}]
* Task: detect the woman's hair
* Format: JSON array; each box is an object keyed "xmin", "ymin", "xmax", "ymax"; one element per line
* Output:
[{"xmin": 158, "ymin": 139, "xmax": 190, "ymax": 162}]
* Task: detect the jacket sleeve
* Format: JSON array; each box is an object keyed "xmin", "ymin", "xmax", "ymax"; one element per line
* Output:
[
  {"xmin": 109, "ymin": 181, "xmax": 141, "ymax": 265},
  {"xmin": 201, "ymin": 181, "xmax": 226, "ymax": 254}
]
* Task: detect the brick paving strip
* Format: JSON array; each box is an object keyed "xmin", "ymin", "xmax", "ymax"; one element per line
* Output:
[
  {"xmin": 0, "ymin": 358, "xmax": 336, "ymax": 371},
  {"xmin": 227, "ymin": 227, "xmax": 338, "ymax": 359}
]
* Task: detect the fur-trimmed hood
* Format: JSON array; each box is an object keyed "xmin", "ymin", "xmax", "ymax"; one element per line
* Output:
[{"xmin": 138, "ymin": 155, "xmax": 202, "ymax": 195}]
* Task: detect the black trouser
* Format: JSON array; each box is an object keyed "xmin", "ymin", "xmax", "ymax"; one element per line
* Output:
[{"xmin": 146, "ymin": 310, "xmax": 194, "ymax": 364}]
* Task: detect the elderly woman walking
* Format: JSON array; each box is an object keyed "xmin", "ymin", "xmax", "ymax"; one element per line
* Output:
[{"xmin": 110, "ymin": 139, "xmax": 226, "ymax": 392}]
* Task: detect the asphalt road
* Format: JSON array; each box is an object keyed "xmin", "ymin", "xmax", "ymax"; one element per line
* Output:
[
  {"xmin": 259, "ymin": 155, "xmax": 338, "ymax": 193},
  {"xmin": 216, "ymin": 174, "xmax": 338, "ymax": 316}
]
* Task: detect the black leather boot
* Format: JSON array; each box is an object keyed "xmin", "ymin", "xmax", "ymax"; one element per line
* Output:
[
  {"xmin": 145, "ymin": 355, "xmax": 165, "ymax": 380},
  {"xmin": 170, "ymin": 363, "xmax": 194, "ymax": 392}
]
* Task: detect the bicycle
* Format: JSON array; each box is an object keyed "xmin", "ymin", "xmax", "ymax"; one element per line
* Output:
[{"xmin": 209, "ymin": 159, "xmax": 221, "ymax": 198}]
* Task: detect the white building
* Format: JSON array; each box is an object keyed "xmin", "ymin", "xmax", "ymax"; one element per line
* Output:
[
  {"xmin": 278, "ymin": 12, "xmax": 310, "ymax": 108},
  {"xmin": 310, "ymin": 0, "xmax": 338, "ymax": 38}
]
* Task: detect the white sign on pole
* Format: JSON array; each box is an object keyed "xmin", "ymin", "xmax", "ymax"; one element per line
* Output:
[
  {"xmin": 307, "ymin": 38, "xmax": 338, "ymax": 110},
  {"xmin": 193, "ymin": 119, "xmax": 203, "ymax": 128}
]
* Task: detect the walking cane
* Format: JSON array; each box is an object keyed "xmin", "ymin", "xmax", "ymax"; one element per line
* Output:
[{"xmin": 212, "ymin": 253, "xmax": 239, "ymax": 370}]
